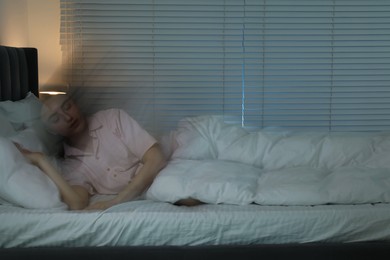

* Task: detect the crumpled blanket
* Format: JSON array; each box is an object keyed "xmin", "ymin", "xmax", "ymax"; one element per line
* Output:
[{"xmin": 147, "ymin": 115, "xmax": 390, "ymax": 205}]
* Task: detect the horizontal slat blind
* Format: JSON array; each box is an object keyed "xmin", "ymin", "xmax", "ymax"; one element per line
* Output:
[
  {"xmin": 331, "ymin": 1, "xmax": 390, "ymax": 131},
  {"xmin": 250, "ymin": 1, "xmax": 334, "ymax": 130},
  {"xmin": 60, "ymin": 0, "xmax": 390, "ymax": 135}
]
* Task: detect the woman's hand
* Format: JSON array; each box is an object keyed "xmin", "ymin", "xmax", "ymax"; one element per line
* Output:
[
  {"xmin": 84, "ymin": 198, "xmax": 119, "ymax": 211},
  {"xmin": 13, "ymin": 143, "xmax": 45, "ymax": 166}
]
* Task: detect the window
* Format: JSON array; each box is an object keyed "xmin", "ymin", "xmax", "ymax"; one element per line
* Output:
[{"xmin": 60, "ymin": 0, "xmax": 390, "ymax": 136}]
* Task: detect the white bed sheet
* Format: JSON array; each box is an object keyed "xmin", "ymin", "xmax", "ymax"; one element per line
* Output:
[{"xmin": 1, "ymin": 199, "xmax": 390, "ymax": 248}]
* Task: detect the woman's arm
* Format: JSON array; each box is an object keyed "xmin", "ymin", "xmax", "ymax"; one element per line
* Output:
[
  {"xmin": 16, "ymin": 144, "xmax": 90, "ymax": 210},
  {"xmin": 85, "ymin": 143, "xmax": 166, "ymax": 210},
  {"xmin": 174, "ymin": 198, "xmax": 204, "ymax": 206}
]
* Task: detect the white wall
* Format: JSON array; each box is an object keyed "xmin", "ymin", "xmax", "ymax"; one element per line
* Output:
[
  {"xmin": 0, "ymin": 0, "xmax": 63, "ymax": 88},
  {"xmin": 0, "ymin": 0, "xmax": 29, "ymax": 46}
]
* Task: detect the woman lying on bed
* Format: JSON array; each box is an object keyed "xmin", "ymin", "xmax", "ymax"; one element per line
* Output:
[{"xmin": 16, "ymin": 94, "xmax": 167, "ymax": 211}]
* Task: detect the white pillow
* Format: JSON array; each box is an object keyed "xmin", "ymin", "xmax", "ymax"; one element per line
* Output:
[
  {"xmin": 146, "ymin": 159, "xmax": 262, "ymax": 205},
  {"xmin": 0, "ymin": 138, "xmax": 66, "ymax": 209},
  {"xmin": 0, "ymin": 114, "xmax": 16, "ymax": 137},
  {"xmin": 0, "ymin": 92, "xmax": 42, "ymax": 130},
  {"xmin": 0, "ymin": 93, "xmax": 64, "ymax": 156},
  {"xmin": 9, "ymin": 127, "xmax": 46, "ymax": 153}
]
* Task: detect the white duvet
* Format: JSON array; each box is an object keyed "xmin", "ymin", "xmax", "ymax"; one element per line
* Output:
[{"xmin": 147, "ymin": 115, "xmax": 390, "ymax": 205}]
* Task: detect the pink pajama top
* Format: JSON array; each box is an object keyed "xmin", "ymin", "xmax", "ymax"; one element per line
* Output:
[{"xmin": 61, "ymin": 108, "xmax": 157, "ymax": 195}]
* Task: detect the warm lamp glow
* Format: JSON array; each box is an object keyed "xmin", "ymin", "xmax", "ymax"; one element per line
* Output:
[
  {"xmin": 39, "ymin": 91, "xmax": 67, "ymax": 95},
  {"xmin": 39, "ymin": 83, "xmax": 69, "ymax": 96}
]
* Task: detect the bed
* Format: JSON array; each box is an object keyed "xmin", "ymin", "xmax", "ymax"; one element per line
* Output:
[{"xmin": 1, "ymin": 45, "xmax": 390, "ymax": 259}]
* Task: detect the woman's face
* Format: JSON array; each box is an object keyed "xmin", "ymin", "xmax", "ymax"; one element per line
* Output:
[{"xmin": 41, "ymin": 95, "xmax": 87, "ymax": 138}]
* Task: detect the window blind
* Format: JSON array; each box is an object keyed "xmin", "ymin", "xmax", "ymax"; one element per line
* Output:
[{"xmin": 60, "ymin": 0, "xmax": 390, "ymax": 136}]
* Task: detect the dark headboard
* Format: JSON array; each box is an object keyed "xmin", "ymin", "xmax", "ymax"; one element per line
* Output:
[{"xmin": 0, "ymin": 45, "xmax": 39, "ymax": 101}]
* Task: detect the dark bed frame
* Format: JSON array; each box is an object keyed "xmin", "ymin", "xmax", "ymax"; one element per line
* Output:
[{"xmin": 1, "ymin": 45, "xmax": 390, "ymax": 260}]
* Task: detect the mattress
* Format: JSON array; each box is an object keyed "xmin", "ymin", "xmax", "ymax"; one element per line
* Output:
[{"xmin": 1, "ymin": 198, "xmax": 390, "ymax": 248}]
